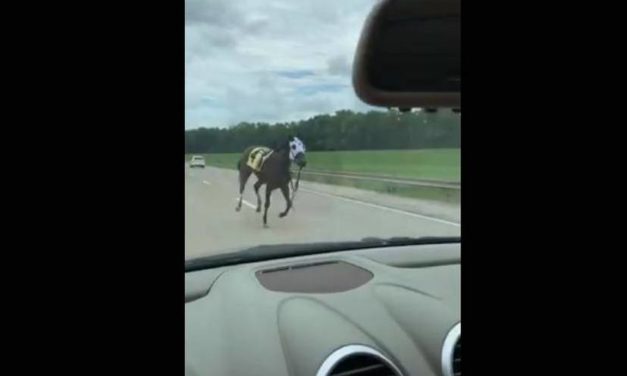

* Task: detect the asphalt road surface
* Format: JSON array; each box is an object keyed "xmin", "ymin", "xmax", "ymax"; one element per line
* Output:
[{"xmin": 186, "ymin": 166, "xmax": 461, "ymax": 259}]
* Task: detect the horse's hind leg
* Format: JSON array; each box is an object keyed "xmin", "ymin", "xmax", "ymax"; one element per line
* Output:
[
  {"xmin": 278, "ymin": 184, "xmax": 292, "ymax": 218},
  {"xmin": 253, "ymin": 180, "xmax": 263, "ymax": 212},
  {"xmin": 236, "ymin": 167, "xmax": 252, "ymax": 212}
]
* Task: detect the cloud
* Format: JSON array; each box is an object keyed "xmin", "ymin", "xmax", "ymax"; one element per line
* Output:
[
  {"xmin": 299, "ymin": 83, "xmax": 349, "ymax": 96},
  {"xmin": 185, "ymin": 0, "xmax": 242, "ymax": 27},
  {"xmin": 327, "ymin": 55, "xmax": 351, "ymax": 76},
  {"xmin": 276, "ymin": 70, "xmax": 316, "ymax": 79},
  {"xmin": 185, "ymin": 0, "xmax": 380, "ymax": 129}
]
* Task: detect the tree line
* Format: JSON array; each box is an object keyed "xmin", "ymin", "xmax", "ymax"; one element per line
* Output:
[{"xmin": 185, "ymin": 109, "xmax": 460, "ymax": 154}]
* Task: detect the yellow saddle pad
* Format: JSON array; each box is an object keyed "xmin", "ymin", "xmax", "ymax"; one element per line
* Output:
[{"xmin": 246, "ymin": 147, "xmax": 273, "ymax": 172}]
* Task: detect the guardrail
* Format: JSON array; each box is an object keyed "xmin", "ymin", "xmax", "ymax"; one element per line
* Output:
[{"xmin": 291, "ymin": 169, "xmax": 460, "ymax": 190}]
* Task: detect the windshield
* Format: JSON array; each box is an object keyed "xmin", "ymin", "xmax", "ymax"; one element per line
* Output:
[{"xmin": 185, "ymin": 0, "xmax": 461, "ymax": 261}]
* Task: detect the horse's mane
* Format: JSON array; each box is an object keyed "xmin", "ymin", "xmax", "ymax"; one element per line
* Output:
[
  {"xmin": 272, "ymin": 138, "xmax": 290, "ymax": 152},
  {"xmin": 270, "ymin": 138, "xmax": 291, "ymax": 170}
]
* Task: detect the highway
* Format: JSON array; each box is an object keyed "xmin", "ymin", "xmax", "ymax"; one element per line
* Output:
[{"xmin": 185, "ymin": 166, "xmax": 461, "ymax": 259}]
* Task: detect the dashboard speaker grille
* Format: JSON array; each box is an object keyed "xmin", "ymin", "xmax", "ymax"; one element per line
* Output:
[{"xmin": 256, "ymin": 261, "xmax": 373, "ymax": 293}]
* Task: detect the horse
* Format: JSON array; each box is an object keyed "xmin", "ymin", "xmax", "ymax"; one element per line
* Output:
[{"xmin": 235, "ymin": 136, "xmax": 307, "ymax": 227}]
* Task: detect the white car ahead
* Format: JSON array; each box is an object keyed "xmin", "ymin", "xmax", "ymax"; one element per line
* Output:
[{"xmin": 189, "ymin": 155, "xmax": 206, "ymax": 168}]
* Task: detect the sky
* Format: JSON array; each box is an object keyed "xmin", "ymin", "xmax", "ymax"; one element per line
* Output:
[{"xmin": 185, "ymin": 0, "xmax": 380, "ymax": 129}]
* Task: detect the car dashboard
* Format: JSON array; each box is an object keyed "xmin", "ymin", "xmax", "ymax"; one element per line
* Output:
[{"xmin": 185, "ymin": 242, "xmax": 461, "ymax": 376}]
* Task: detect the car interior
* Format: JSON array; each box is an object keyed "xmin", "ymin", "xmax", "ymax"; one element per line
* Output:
[{"xmin": 185, "ymin": 0, "xmax": 461, "ymax": 375}]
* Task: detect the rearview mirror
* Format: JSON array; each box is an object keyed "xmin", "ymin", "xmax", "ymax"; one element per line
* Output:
[{"xmin": 353, "ymin": 0, "xmax": 460, "ymax": 109}]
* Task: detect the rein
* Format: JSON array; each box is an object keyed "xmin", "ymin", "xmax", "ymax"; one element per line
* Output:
[{"xmin": 290, "ymin": 165, "xmax": 303, "ymax": 206}]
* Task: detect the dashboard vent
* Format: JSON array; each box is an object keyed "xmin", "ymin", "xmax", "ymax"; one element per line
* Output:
[
  {"xmin": 329, "ymin": 354, "xmax": 397, "ymax": 375},
  {"xmin": 442, "ymin": 323, "xmax": 461, "ymax": 376},
  {"xmin": 452, "ymin": 337, "xmax": 461, "ymax": 375},
  {"xmin": 317, "ymin": 345, "xmax": 402, "ymax": 376}
]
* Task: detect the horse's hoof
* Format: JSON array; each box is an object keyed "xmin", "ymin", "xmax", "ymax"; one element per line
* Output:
[
  {"xmin": 279, "ymin": 212, "xmax": 287, "ymax": 218},
  {"xmin": 256, "ymin": 207, "xmax": 261, "ymax": 213},
  {"xmin": 235, "ymin": 206, "xmax": 241, "ymax": 212}
]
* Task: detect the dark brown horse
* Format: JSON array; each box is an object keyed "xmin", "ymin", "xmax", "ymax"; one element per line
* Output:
[{"xmin": 235, "ymin": 136, "xmax": 307, "ymax": 227}]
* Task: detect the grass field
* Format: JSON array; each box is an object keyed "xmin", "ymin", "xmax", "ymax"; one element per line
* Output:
[
  {"xmin": 297, "ymin": 171, "xmax": 460, "ymax": 203},
  {"xmin": 186, "ymin": 149, "xmax": 460, "ymax": 203},
  {"xmin": 186, "ymin": 149, "xmax": 460, "ymax": 182}
]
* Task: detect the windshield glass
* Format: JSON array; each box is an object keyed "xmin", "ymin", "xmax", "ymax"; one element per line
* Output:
[{"xmin": 185, "ymin": 0, "xmax": 461, "ymax": 261}]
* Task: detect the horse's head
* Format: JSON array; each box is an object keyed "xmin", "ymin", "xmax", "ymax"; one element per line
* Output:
[{"xmin": 288, "ymin": 136, "xmax": 307, "ymax": 168}]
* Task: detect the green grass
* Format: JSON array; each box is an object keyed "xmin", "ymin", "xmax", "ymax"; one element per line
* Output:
[
  {"xmin": 186, "ymin": 148, "xmax": 460, "ymax": 182},
  {"xmin": 304, "ymin": 149, "xmax": 459, "ymax": 182},
  {"xmin": 186, "ymin": 149, "xmax": 460, "ymax": 203},
  {"xmin": 297, "ymin": 172, "xmax": 460, "ymax": 204}
]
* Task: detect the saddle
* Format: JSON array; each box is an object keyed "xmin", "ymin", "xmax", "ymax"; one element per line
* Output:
[{"xmin": 246, "ymin": 147, "xmax": 273, "ymax": 172}]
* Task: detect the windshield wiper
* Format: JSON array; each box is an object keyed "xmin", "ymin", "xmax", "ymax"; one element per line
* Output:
[{"xmin": 185, "ymin": 236, "xmax": 460, "ymax": 272}]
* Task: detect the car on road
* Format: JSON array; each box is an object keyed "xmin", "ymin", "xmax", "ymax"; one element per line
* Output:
[{"xmin": 189, "ymin": 155, "xmax": 205, "ymax": 168}]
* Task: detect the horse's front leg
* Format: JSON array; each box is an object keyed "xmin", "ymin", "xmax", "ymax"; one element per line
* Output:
[
  {"xmin": 236, "ymin": 167, "xmax": 252, "ymax": 212},
  {"xmin": 254, "ymin": 180, "xmax": 263, "ymax": 213},
  {"xmin": 263, "ymin": 185, "xmax": 272, "ymax": 227},
  {"xmin": 278, "ymin": 184, "xmax": 291, "ymax": 218}
]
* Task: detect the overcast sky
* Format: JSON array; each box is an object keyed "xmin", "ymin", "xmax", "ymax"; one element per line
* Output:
[{"xmin": 185, "ymin": 0, "xmax": 379, "ymax": 129}]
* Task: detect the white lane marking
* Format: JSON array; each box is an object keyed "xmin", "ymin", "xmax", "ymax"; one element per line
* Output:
[
  {"xmin": 300, "ymin": 188, "xmax": 460, "ymax": 227},
  {"xmin": 234, "ymin": 198, "xmax": 257, "ymax": 209},
  {"xmin": 202, "ymin": 180, "xmax": 211, "ymax": 186}
]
